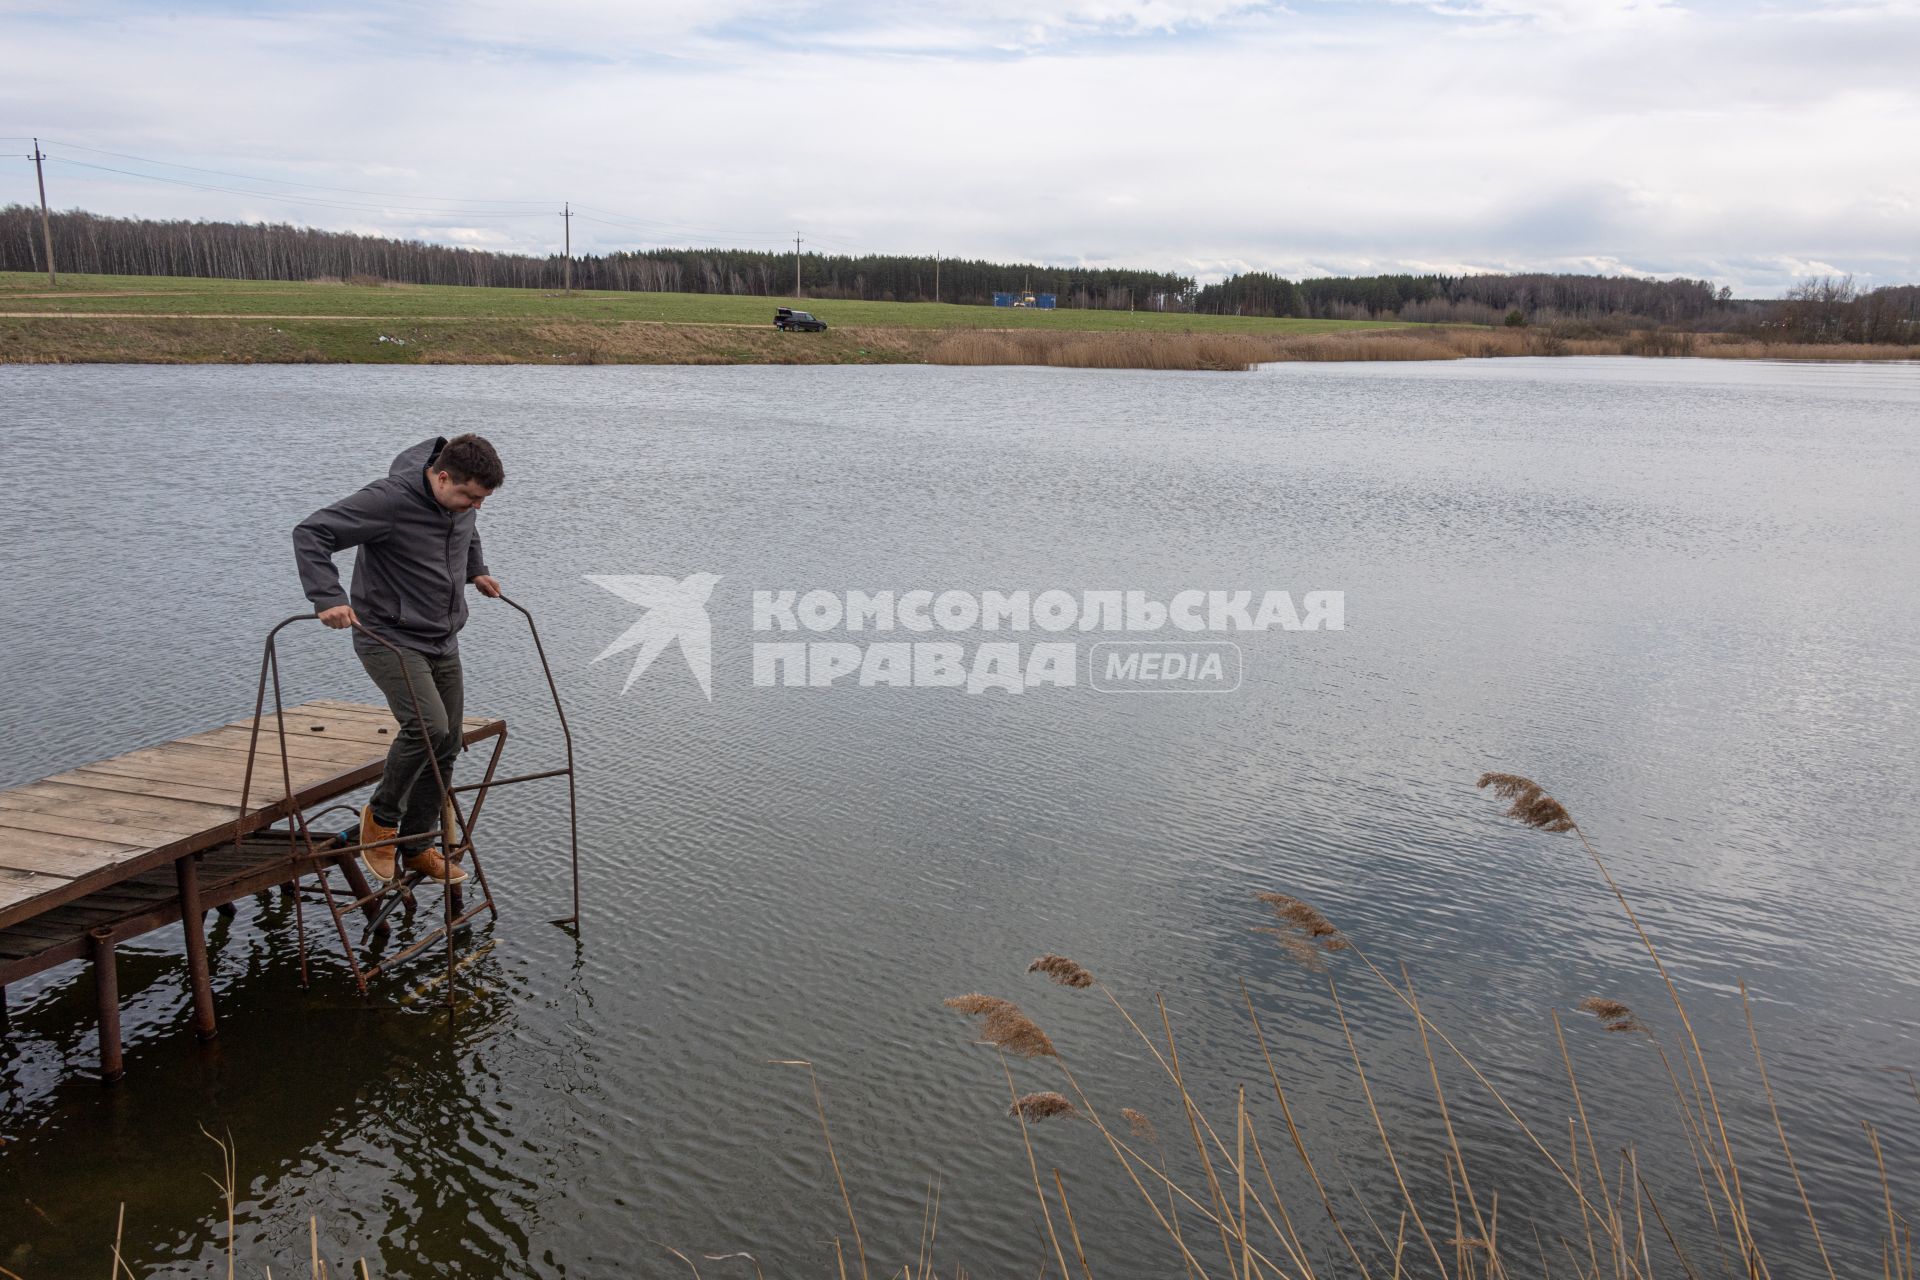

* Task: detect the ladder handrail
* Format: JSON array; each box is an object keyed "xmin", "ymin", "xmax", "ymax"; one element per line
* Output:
[{"xmin": 494, "ymin": 591, "xmax": 583, "ymax": 932}]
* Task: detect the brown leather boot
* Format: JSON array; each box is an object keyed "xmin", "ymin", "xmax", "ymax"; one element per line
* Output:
[
  {"xmin": 403, "ymin": 846, "xmax": 470, "ymax": 885},
  {"xmin": 358, "ymin": 804, "xmax": 399, "ymax": 883}
]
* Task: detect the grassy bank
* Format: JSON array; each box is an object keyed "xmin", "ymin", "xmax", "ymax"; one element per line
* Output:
[
  {"xmin": 933, "ymin": 326, "xmax": 1920, "ymax": 368},
  {"xmin": 0, "ymin": 271, "xmax": 1386, "ymax": 328},
  {"xmin": 0, "ymin": 270, "xmax": 1381, "ymax": 369},
  {"xmin": 5, "ymin": 272, "xmax": 1916, "ymax": 369}
]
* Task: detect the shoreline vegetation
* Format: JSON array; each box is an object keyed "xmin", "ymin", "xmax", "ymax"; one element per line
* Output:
[
  {"xmin": 83, "ymin": 771, "xmax": 1917, "ymax": 1277},
  {"xmin": 875, "ymin": 771, "xmax": 1913, "ymax": 1280},
  {"xmin": 5, "ymin": 273, "xmax": 1918, "ymax": 371}
]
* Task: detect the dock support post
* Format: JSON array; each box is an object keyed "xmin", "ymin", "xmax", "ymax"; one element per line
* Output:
[
  {"xmin": 0, "ymin": 981, "xmax": 9, "ymax": 1033},
  {"xmin": 89, "ymin": 928, "xmax": 124, "ymax": 1084},
  {"xmin": 176, "ymin": 854, "xmax": 218, "ymax": 1041},
  {"xmin": 334, "ymin": 856, "xmax": 380, "ymax": 924},
  {"xmin": 333, "ymin": 855, "xmax": 390, "ymax": 941}
]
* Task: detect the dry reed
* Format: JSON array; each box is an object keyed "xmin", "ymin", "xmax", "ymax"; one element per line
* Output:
[
  {"xmin": 892, "ymin": 766, "xmax": 1909, "ymax": 1277},
  {"xmin": 17, "ymin": 312, "xmax": 1918, "ymax": 371},
  {"xmin": 1253, "ymin": 891, "xmax": 1351, "ymax": 971},
  {"xmin": 1030, "ymin": 954, "xmax": 1097, "ymax": 988},
  {"xmin": 1010, "ymin": 1092, "xmax": 1080, "ymax": 1122},
  {"xmin": 1577, "ymin": 996, "xmax": 1647, "ymax": 1034},
  {"xmin": 771, "ymin": 1059, "xmax": 869, "ymax": 1280},
  {"xmin": 945, "ymin": 993, "xmax": 1058, "ymax": 1058},
  {"xmin": 1476, "ymin": 772, "xmax": 1577, "ymax": 833},
  {"xmin": 119, "ymin": 759, "xmax": 1903, "ymax": 1279}
]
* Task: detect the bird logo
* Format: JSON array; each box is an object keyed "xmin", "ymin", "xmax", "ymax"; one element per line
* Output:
[{"xmin": 586, "ymin": 572, "xmax": 722, "ymax": 699}]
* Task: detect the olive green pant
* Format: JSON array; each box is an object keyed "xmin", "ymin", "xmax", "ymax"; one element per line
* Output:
[{"xmin": 358, "ymin": 646, "xmax": 464, "ymax": 856}]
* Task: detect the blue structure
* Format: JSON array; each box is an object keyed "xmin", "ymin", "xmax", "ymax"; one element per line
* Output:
[{"xmin": 992, "ymin": 291, "xmax": 1057, "ymax": 309}]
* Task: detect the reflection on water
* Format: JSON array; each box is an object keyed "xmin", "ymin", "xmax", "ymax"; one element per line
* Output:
[{"xmin": 2, "ymin": 358, "xmax": 1918, "ymax": 1277}]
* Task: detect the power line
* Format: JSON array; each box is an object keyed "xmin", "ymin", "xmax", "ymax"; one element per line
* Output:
[
  {"xmin": 571, "ymin": 215, "xmax": 792, "ymax": 250},
  {"xmin": 570, "ymin": 216, "xmax": 791, "ymax": 250},
  {"xmin": 27, "ymin": 139, "xmax": 904, "ymax": 261},
  {"xmin": 32, "ymin": 138, "xmax": 869, "ymax": 251},
  {"xmin": 44, "ymin": 138, "xmax": 554, "ymax": 205},
  {"xmin": 572, "ymin": 203, "xmax": 792, "ymax": 244},
  {"xmin": 47, "ymin": 157, "xmax": 552, "ymax": 219}
]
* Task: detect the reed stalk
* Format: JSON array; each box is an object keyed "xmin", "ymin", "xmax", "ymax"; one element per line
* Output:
[
  {"xmin": 1160, "ymin": 994, "xmax": 1248, "ymax": 1280},
  {"xmin": 1549, "ymin": 1012, "xmax": 1632, "ymax": 1277},
  {"xmin": 1241, "ymin": 987, "xmax": 1377, "ymax": 1278},
  {"xmin": 1740, "ymin": 979, "xmax": 1838, "ymax": 1280},
  {"xmin": 1327, "ymin": 978, "xmax": 1451, "ymax": 1279},
  {"xmin": 1053, "ymin": 1169, "xmax": 1095, "ymax": 1280},
  {"xmin": 772, "ymin": 1059, "xmax": 868, "ymax": 1280},
  {"xmin": 1001, "ymin": 1052, "xmax": 1076, "ymax": 1280},
  {"xmin": 1403, "ymin": 970, "xmax": 1501, "ymax": 1277}
]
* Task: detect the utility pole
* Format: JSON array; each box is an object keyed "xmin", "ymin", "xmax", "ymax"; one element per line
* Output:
[
  {"xmin": 793, "ymin": 234, "xmax": 802, "ymax": 299},
  {"xmin": 31, "ymin": 138, "xmax": 55, "ymax": 287},
  {"xmin": 561, "ymin": 202, "xmax": 573, "ymax": 293},
  {"xmin": 934, "ymin": 253, "xmax": 939, "ymax": 304}
]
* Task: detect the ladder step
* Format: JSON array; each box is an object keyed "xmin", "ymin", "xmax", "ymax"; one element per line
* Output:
[{"xmin": 360, "ymin": 900, "xmax": 493, "ymax": 978}]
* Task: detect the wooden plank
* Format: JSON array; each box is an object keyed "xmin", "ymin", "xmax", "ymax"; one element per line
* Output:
[
  {"xmin": 72, "ymin": 744, "xmax": 329, "ymax": 795},
  {"xmin": 179, "ymin": 724, "xmax": 390, "ymax": 767},
  {"xmin": 0, "ymin": 918, "xmax": 84, "ymax": 948},
  {"xmin": 91, "ymin": 740, "xmax": 276, "ymax": 782},
  {"xmin": 56, "ymin": 885, "xmax": 176, "ymax": 914},
  {"xmin": 0, "ymin": 936, "xmax": 51, "ymax": 962},
  {"xmin": 302, "ymin": 698, "xmax": 406, "ymax": 719},
  {"xmin": 251, "ymin": 703, "xmax": 400, "ymax": 728},
  {"xmin": 0, "ymin": 841, "xmax": 133, "ymax": 879},
  {"xmin": 17, "ymin": 899, "xmax": 127, "ymax": 931},
  {"xmin": 0, "ymin": 712, "xmax": 500, "ymax": 933},
  {"xmin": 0, "ymin": 807, "xmax": 193, "ymax": 847},
  {"xmin": 279, "ymin": 702, "xmax": 411, "ymax": 731},
  {"xmin": 223, "ymin": 702, "xmax": 398, "ymax": 730},
  {"xmin": 0, "ymin": 823, "xmax": 142, "ymax": 861},
  {"xmin": 212, "ymin": 710, "xmax": 395, "ymax": 737},
  {"xmin": 0, "ymin": 780, "xmax": 237, "ymax": 830},
  {"xmin": 49, "ymin": 768, "xmax": 259, "ymax": 810},
  {"xmin": 0, "ymin": 867, "xmax": 70, "ymax": 904},
  {"xmin": 301, "ymin": 698, "xmax": 493, "ymax": 732},
  {"xmin": 228, "ymin": 716, "xmax": 397, "ymax": 749}
]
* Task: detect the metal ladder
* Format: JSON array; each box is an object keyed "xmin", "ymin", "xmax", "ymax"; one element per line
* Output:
[{"xmin": 235, "ymin": 593, "xmax": 581, "ymax": 1005}]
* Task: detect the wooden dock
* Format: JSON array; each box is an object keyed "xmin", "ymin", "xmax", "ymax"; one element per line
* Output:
[{"xmin": 0, "ymin": 699, "xmax": 506, "ymax": 1079}]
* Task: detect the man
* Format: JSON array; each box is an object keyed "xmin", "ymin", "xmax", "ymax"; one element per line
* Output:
[{"xmin": 292, "ymin": 434, "xmax": 505, "ymax": 886}]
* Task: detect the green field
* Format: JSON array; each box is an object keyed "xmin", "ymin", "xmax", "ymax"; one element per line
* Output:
[{"xmin": 0, "ymin": 271, "xmax": 1389, "ymax": 334}]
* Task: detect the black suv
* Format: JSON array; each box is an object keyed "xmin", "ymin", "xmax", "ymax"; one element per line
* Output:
[{"xmin": 775, "ymin": 308, "xmax": 827, "ymax": 332}]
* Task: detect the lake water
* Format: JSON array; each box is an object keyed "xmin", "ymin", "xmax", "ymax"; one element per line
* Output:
[{"xmin": 1, "ymin": 358, "xmax": 1917, "ymax": 1278}]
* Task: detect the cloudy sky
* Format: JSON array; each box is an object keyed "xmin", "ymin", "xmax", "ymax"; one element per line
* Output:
[{"xmin": 4, "ymin": 0, "xmax": 1916, "ymax": 294}]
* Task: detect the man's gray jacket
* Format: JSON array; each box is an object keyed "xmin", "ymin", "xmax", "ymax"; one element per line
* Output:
[{"xmin": 292, "ymin": 436, "xmax": 489, "ymax": 656}]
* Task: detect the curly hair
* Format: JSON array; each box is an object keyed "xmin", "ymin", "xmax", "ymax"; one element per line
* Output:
[{"xmin": 435, "ymin": 434, "xmax": 504, "ymax": 489}]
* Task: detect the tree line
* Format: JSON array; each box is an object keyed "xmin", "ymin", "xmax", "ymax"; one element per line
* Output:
[
  {"xmin": 5, "ymin": 205, "xmax": 1912, "ymax": 340},
  {"xmin": 1193, "ymin": 270, "xmax": 1734, "ymax": 326},
  {"xmin": 1770, "ymin": 277, "xmax": 1920, "ymax": 344},
  {"xmin": 0, "ymin": 206, "xmax": 1193, "ymax": 309}
]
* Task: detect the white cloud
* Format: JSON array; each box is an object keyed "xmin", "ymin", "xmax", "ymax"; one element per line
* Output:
[
  {"xmin": 2, "ymin": 0, "xmax": 1916, "ymax": 293},
  {"xmin": 1398, "ymin": 0, "xmax": 1683, "ymax": 29}
]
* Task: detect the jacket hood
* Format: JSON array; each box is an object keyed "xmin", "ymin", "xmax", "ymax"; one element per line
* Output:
[{"xmin": 390, "ymin": 436, "xmax": 446, "ymax": 480}]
